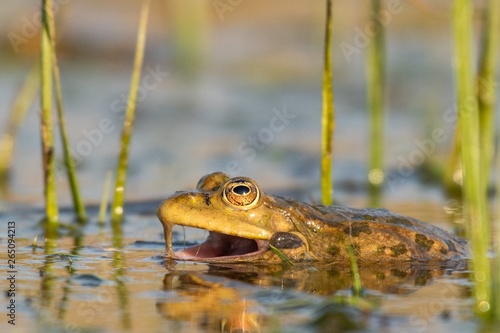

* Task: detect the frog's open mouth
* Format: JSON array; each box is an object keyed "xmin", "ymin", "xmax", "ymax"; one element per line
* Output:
[{"xmin": 173, "ymin": 230, "xmax": 269, "ymax": 261}]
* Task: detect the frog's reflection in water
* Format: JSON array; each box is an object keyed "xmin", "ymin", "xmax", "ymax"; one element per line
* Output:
[
  {"xmin": 156, "ymin": 261, "xmax": 465, "ymax": 332},
  {"xmin": 157, "ymin": 269, "xmax": 262, "ymax": 333}
]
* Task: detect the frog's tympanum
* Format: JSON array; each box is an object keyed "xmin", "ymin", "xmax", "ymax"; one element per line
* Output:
[{"xmin": 157, "ymin": 172, "xmax": 467, "ymax": 263}]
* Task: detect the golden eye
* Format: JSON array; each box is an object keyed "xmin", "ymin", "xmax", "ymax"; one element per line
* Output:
[{"xmin": 222, "ymin": 177, "xmax": 261, "ymax": 209}]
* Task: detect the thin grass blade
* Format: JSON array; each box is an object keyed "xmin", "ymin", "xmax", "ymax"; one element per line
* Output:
[
  {"xmin": 482, "ymin": 0, "xmax": 500, "ymax": 320},
  {"xmin": 47, "ymin": 2, "xmax": 86, "ymax": 222},
  {"xmin": 496, "ymin": 147, "xmax": 500, "ymax": 319},
  {"xmin": 443, "ymin": 125, "xmax": 462, "ymax": 198},
  {"xmin": 40, "ymin": 0, "xmax": 59, "ymax": 227},
  {"xmin": 269, "ymin": 244, "xmax": 294, "ymax": 266},
  {"xmin": 111, "ymin": 0, "xmax": 151, "ymax": 227},
  {"xmin": 98, "ymin": 171, "xmax": 113, "ymax": 226},
  {"xmin": 453, "ymin": 0, "xmax": 491, "ymax": 319},
  {"xmin": 320, "ymin": 0, "xmax": 334, "ymax": 206},
  {"xmin": 477, "ymin": 0, "xmax": 500, "ymax": 191},
  {"xmin": 366, "ymin": 0, "xmax": 385, "ymax": 207},
  {"xmin": 0, "ymin": 63, "xmax": 39, "ymax": 194},
  {"xmin": 346, "ymin": 244, "xmax": 362, "ymax": 297}
]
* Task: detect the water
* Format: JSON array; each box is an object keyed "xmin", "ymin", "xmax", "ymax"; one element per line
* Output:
[
  {"xmin": 0, "ymin": 1, "xmax": 492, "ymax": 332},
  {"xmin": 0, "ymin": 204, "xmax": 475, "ymax": 333}
]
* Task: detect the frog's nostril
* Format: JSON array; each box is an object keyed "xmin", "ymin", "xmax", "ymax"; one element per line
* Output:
[{"xmin": 203, "ymin": 193, "xmax": 211, "ymax": 206}]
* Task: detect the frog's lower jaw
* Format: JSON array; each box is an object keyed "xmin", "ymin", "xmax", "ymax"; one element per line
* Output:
[{"xmin": 174, "ymin": 231, "xmax": 269, "ymax": 261}]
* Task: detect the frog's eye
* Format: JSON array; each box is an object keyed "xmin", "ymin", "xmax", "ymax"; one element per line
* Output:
[{"xmin": 222, "ymin": 177, "xmax": 261, "ymax": 209}]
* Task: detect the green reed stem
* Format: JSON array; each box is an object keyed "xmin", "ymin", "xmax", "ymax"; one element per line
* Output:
[
  {"xmin": 477, "ymin": 0, "xmax": 500, "ymax": 192},
  {"xmin": 346, "ymin": 244, "xmax": 362, "ymax": 297},
  {"xmin": 443, "ymin": 124, "xmax": 461, "ymax": 198},
  {"xmin": 111, "ymin": 0, "xmax": 151, "ymax": 227},
  {"xmin": 366, "ymin": 0, "xmax": 385, "ymax": 207},
  {"xmin": 0, "ymin": 64, "xmax": 39, "ymax": 194},
  {"xmin": 171, "ymin": 0, "xmax": 208, "ymax": 76},
  {"xmin": 453, "ymin": 0, "xmax": 491, "ymax": 319},
  {"xmin": 47, "ymin": 3, "xmax": 86, "ymax": 222},
  {"xmin": 99, "ymin": 171, "xmax": 113, "ymax": 226},
  {"xmin": 482, "ymin": 0, "xmax": 500, "ymax": 320},
  {"xmin": 41, "ymin": 0, "xmax": 59, "ymax": 227},
  {"xmin": 495, "ymin": 145, "xmax": 500, "ymax": 319},
  {"xmin": 320, "ymin": 0, "xmax": 334, "ymax": 206},
  {"xmin": 269, "ymin": 244, "xmax": 294, "ymax": 266}
]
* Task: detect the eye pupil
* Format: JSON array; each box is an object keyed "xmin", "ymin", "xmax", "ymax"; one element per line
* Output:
[{"xmin": 233, "ymin": 185, "xmax": 250, "ymax": 195}]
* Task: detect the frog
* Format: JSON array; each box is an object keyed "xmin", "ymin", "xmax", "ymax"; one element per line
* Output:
[{"xmin": 157, "ymin": 172, "xmax": 468, "ymax": 263}]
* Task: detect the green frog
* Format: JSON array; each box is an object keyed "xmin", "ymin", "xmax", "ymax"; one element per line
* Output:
[{"xmin": 157, "ymin": 172, "xmax": 467, "ymax": 263}]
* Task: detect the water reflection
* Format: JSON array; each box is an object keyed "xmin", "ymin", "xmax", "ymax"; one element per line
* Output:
[
  {"xmin": 174, "ymin": 261, "xmax": 462, "ymax": 294},
  {"xmin": 113, "ymin": 248, "xmax": 132, "ymax": 330},
  {"xmin": 158, "ymin": 272, "xmax": 262, "ymax": 332},
  {"xmin": 0, "ymin": 206, "xmax": 471, "ymax": 332},
  {"xmin": 157, "ymin": 260, "xmax": 466, "ymax": 332},
  {"xmin": 35, "ymin": 219, "xmax": 133, "ymax": 331}
]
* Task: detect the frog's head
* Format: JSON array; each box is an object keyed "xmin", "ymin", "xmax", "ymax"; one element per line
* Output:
[{"xmin": 157, "ymin": 172, "xmax": 314, "ymax": 263}]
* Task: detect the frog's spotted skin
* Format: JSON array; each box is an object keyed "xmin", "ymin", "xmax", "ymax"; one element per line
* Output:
[{"xmin": 157, "ymin": 172, "xmax": 468, "ymax": 263}]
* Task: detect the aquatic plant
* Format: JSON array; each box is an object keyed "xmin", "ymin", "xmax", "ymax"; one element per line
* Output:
[
  {"xmin": 443, "ymin": 127, "xmax": 462, "ymax": 198},
  {"xmin": 47, "ymin": 1, "xmax": 86, "ymax": 222},
  {"xmin": 98, "ymin": 171, "xmax": 113, "ymax": 226},
  {"xmin": 478, "ymin": 0, "xmax": 500, "ymax": 321},
  {"xmin": 496, "ymin": 166, "xmax": 500, "ymax": 319},
  {"xmin": 366, "ymin": 0, "xmax": 385, "ymax": 207},
  {"xmin": 0, "ymin": 64, "xmax": 38, "ymax": 195},
  {"xmin": 479, "ymin": 0, "xmax": 500, "ymax": 320},
  {"xmin": 40, "ymin": 0, "xmax": 86, "ymax": 226},
  {"xmin": 170, "ymin": 0, "xmax": 209, "ymax": 76},
  {"xmin": 452, "ymin": 0, "xmax": 491, "ymax": 319},
  {"xmin": 321, "ymin": 0, "xmax": 334, "ymax": 206},
  {"xmin": 346, "ymin": 244, "xmax": 362, "ymax": 297},
  {"xmin": 477, "ymin": 0, "xmax": 499, "ymax": 191},
  {"xmin": 269, "ymin": 244, "xmax": 294, "ymax": 266},
  {"xmin": 110, "ymin": 0, "xmax": 151, "ymax": 229},
  {"xmin": 329, "ymin": 245, "xmax": 373, "ymax": 314},
  {"xmin": 40, "ymin": 0, "xmax": 59, "ymax": 227}
]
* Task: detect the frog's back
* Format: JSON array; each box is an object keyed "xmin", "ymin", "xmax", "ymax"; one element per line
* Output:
[{"xmin": 294, "ymin": 203, "xmax": 468, "ymax": 262}]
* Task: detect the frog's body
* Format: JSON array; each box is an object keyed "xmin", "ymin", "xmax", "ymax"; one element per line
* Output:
[{"xmin": 157, "ymin": 172, "xmax": 467, "ymax": 263}]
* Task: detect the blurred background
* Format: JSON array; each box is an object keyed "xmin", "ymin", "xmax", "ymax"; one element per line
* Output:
[{"xmin": 0, "ymin": 1, "xmax": 481, "ymax": 216}]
